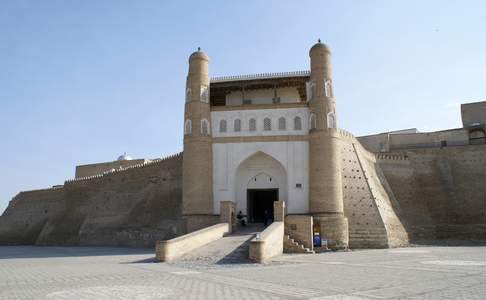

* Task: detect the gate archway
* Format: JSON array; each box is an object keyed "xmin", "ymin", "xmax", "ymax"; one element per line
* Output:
[{"xmin": 234, "ymin": 151, "xmax": 287, "ymax": 221}]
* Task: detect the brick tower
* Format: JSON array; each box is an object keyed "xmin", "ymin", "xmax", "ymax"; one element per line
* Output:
[
  {"xmin": 308, "ymin": 41, "xmax": 349, "ymax": 249},
  {"xmin": 182, "ymin": 48, "xmax": 214, "ymax": 230}
]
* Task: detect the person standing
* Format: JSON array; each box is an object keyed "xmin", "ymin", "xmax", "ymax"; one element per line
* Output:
[{"xmin": 263, "ymin": 210, "xmax": 270, "ymax": 226}]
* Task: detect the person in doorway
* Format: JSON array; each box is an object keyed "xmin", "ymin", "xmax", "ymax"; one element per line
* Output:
[
  {"xmin": 237, "ymin": 211, "xmax": 246, "ymax": 226},
  {"xmin": 263, "ymin": 210, "xmax": 270, "ymax": 226}
]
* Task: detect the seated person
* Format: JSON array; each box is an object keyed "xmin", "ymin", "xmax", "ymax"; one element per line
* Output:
[{"xmin": 236, "ymin": 211, "xmax": 246, "ymax": 226}]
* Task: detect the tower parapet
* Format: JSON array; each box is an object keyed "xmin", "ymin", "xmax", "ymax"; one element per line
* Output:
[{"xmin": 308, "ymin": 40, "xmax": 349, "ymax": 249}]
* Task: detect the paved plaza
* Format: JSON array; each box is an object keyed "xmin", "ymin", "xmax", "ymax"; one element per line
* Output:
[{"xmin": 0, "ymin": 245, "xmax": 485, "ymax": 299}]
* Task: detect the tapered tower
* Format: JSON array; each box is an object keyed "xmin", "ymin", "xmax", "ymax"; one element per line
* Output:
[
  {"xmin": 182, "ymin": 48, "xmax": 213, "ymax": 228},
  {"xmin": 308, "ymin": 40, "xmax": 349, "ymax": 249}
]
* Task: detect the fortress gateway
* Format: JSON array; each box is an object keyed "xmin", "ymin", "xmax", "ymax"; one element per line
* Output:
[{"xmin": 1, "ymin": 42, "xmax": 486, "ymax": 251}]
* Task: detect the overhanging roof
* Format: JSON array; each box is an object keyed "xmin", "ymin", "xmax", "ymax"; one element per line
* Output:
[{"xmin": 210, "ymin": 70, "xmax": 310, "ymax": 83}]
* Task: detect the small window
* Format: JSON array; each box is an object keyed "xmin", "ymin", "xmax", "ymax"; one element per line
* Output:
[
  {"xmin": 306, "ymin": 81, "xmax": 316, "ymax": 101},
  {"xmin": 219, "ymin": 119, "xmax": 227, "ymax": 133},
  {"xmin": 200, "ymin": 85, "xmax": 209, "ymax": 103},
  {"xmin": 201, "ymin": 119, "xmax": 210, "ymax": 135},
  {"xmin": 278, "ymin": 117, "xmax": 286, "ymax": 130},
  {"xmin": 234, "ymin": 119, "xmax": 241, "ymax": 132},
  {"xmin": 324, "ymin": 79, "xmax": 333, "ymax": 97},
  {"xmin": 249, "ymin": 118, "xmax": 256, "ymax": 132},
  {"xmin": 327, "ymin": 112, "xmax": 336, "ymax": 129},
  {"xmin": 310, "ymin": 113, "xmax": 317, "ymax": 130},
  {"xmin": 264, "ymin": 118, "xmax": 272, "ymax": 131},
  {"xmin": 185, "ymin": 88, "xmax": 192, "ymax": 103},
  {"xmin": 294, "ymin": 116, "xmax": 302, "ymax": 130},
  {"xmin": 184, "ymin": 119, "xmax": 192, "ymax": 135}
]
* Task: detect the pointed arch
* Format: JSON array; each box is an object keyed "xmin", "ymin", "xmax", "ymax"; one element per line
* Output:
[
  {"xmin": 234, "ymin": 119, "xmax": 241, "ymax": 132},
  {"xmin": 327, "ymin": 112, "xmax": 336, "ymax": 129},
  {"xmin": 324, "ymin": 79, "xmax": 333, "ymax": 97},
  {"xmin": 249, "ymin": 118, "xmax": 257, "ymax": 131},
  {"xmin": 201, "ymin": 118, "xmax": 210, "ymax": 135},
  {"xmin": 469, "ymin": 128, "xmax": 486, "ymax": 145},
  {"xmin": 310, "ymin": 113, "xmax": 317, "ymax": 130},
  {"xmin": 235, "ymin": 151, "xmax": 288, "ymax": 217},
  {"xmin": 263, "ymin": 117, "xmax": 272, "ymax": 131},
  {"xmin": 184, "ymin": 119, "xmax": 192, "ymax": 135},
  {"xmin": 219, "ymin": 119, "xmax": 227, "ymax": 132},
  {"xmin": 278, "ymin": 117, "xmax": 286, "ymax": 130},
  {"xmin": 185, "ymin": 87, "xmax": 192, "ymax": 103},
  {"xmin": 294, "ymin": 116, "xmax": 302, "ymax": 130}
]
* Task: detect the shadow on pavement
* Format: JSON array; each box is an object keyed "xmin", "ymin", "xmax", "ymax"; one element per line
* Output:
[
  {"xmin": 124, "ymin": 256, "xmax": 158, "ymax": 263},
  {"xmin": 216, "ymin": 234, "xmax": 254, "ymax": 265},
  {"xmin": 411, "ymin": 240, "xmax": 486, "ymax": 247},
  {"xmin": 0, "ymin": 245, "xmax": 154, "ymax": 259}
]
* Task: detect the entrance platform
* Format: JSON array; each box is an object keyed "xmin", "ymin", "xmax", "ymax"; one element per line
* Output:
[{"xmin": 171, "ymin": 224, "xmax": 264, "ymax": 268}]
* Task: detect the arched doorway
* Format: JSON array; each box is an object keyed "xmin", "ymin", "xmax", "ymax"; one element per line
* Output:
[
  {"xmin": 469, "ymin": 129, "xmax": 486, "ymax": 145},
  {"xmin": 235, "ymin": 152, "xmax": 287, "ymax": 223}
]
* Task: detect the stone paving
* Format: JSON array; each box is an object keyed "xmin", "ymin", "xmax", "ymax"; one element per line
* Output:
[
  {"xmin": 0, "ymin": 245, "xmax": 485, "ymax": 299},
  {"xmin": 170, "ymin": 224, "xmax": 262, "ymax": 269}
]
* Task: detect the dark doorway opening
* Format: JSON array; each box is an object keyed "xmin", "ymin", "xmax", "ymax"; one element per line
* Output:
[{"xmin": 247, "ymin": 189, "xmax": 278, "ymax": 223}]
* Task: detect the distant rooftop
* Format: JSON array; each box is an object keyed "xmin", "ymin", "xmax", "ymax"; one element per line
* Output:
[
  {"xmin": 388, "ymin": 128, "xmax": 419, "ymax": 135},
  {"xmin": 358, "ymin": 128, "xmax": 419, "ymax": 138},
  {"xmin": 210, "ymin": 70, "xmax": 310, "ymax": 83},
  {"xmin": 461, "ymin": 100, "xmax": 486, "ymax": 127}
]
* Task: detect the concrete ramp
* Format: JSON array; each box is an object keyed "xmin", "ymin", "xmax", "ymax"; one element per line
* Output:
[{"xmin": 172, "ymin": 224, "xmax": 263, "ymax": 267}]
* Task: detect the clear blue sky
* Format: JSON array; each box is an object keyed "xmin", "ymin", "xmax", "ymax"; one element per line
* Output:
[{"xmin": 1, "ymin": 0, "xmax": 485, "ymax": 212}]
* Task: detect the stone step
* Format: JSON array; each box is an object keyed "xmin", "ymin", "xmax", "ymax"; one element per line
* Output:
[
  {"xmin": 284, "ymin": 234, "xmax": 315, "ymax": 254},
  {"xmin": 350, "ymin": 235, "xmax": 388, "ymax": 239},
  {"xmin": 350, "ymin": 233, "xmax": 387, "ymax": 237},
  {"xmin": 350, "ymin": 239, "xmax": 388, "ymax": 243},
  {"xmin": 350, "ymin": 242, "xmax": 388, "ymax": 249},
  {"xmin": 349, "ymin": 231, "xmax": 388, "ymax": 236},
  {"xmin": 350, "ymin": 229, "xmax": 387, "ymax": 234}
]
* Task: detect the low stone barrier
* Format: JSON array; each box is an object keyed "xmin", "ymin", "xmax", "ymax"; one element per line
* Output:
[
  {"xmin": 155, "ymin": 223, "xmax": 229, "ymax": 262},
  {"xmin": 249, "ymin": 221, "xmax": 284, "ymax": 263}
]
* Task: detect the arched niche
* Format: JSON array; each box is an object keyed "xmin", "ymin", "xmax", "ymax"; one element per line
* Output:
[{"xmin": 469, "ymin": 128, "xmax": 486, "ymax": 145}]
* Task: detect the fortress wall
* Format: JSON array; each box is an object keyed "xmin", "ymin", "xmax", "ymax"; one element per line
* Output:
[
  {"xmin": 377, "ymin": 155, "xmax": 436, "ymax": 240},
  {"xmin": 0, "ymin": 187, "xmax": 65, "ymax": 245},
  {"xmin": 75, "ymin": 159, "xmax": 147, "ymax": 178},
  {"xmin": 358, "ymin": 129, "xmax": 470, "ymax": 154},
  {"xmin": 358, "ymin": 133, "xmax": 389, "ymax": 153},
  {"xmin": 39, "ymin": 153, "xmax": 185, "ymax": 247},
  {"xmin": 356, "ymin": 149, "xmax": 409, "ymax": 247},
  {"xmin": 357, "ymin": 128, "xmax": 469, "ymax": 153},
  {"xmin": 378, "ymin": 145, "xmax": 486, "ymax": 241},
  {"xmin": 389, "ymin": 130, "xmax": 469, "ymax": 149},
  {"xmin": 338, "ymin": 130, "xmax": 409, "ymax": 248},
  {"xmin": 340, "ymin": 139, "xmax": 388, "ymax": 248},
  {"xmin": 1, "ymin": 153, "xmax": 186, "ymax": 247}
]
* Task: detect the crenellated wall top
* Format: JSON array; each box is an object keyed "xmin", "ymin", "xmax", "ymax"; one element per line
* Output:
[
  {"xmin": 65, "ymin": 152, "xmax": 182, "ymax": 185},
  {"xmin": 375, "ymin": 153, "xmax": 409, "ymax": 161}
]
